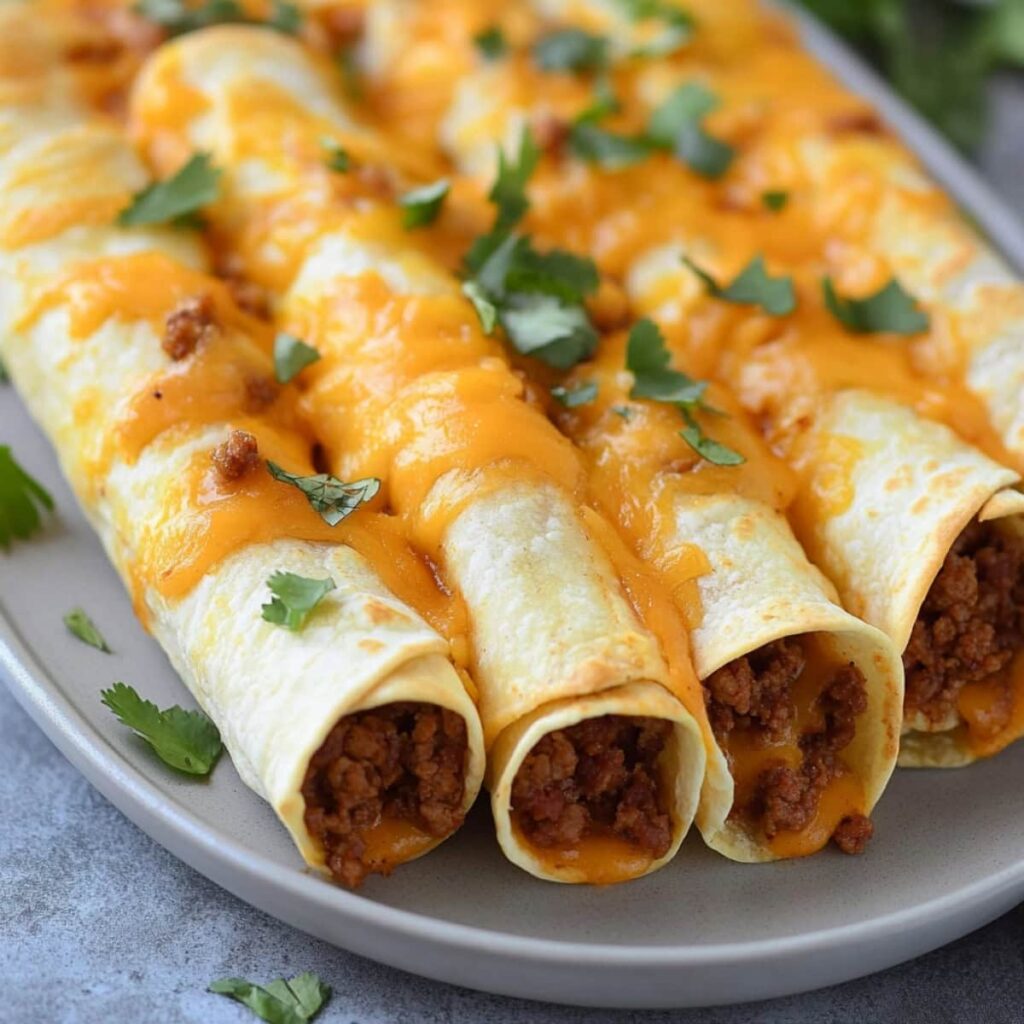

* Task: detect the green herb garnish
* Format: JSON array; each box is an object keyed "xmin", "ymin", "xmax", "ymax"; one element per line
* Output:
[
  {"xmin": 568, "ymin": 121, "xmax": 651, "ymax": 169},
  {"xmin": 533, "ymin": 28, "xmax": 609, "ymax": 73},
  {"xmin": 321, "ymin": 138, "xmax": 350, "ymax": 173},
  {"xmin": 618, "ymin": 0, "xmax": 695, "ymax": 57},
  {"xmin": 626, "ymin": 319, "xmax": 744, "ymax": 465},
  {"xmin": 399, "ymin": 178, "xmax": 450, "ymax": 229},
  {"xmin": 101, "ymin": 682, "xmax": 221, "ymax": 775},
  {"xmin": 551, "ymin": 381, "xmax": 598, "ymax": 408},
  {"xmin": 64, "ymin": 608, "xmax": 111, "ymax": 653},
  {"xmin": 474, "ymin": 25, "xmax": 508, "ymax": 60},
  {"xmin": 117, "ymin": 152, "xmax": 220, "ymax": 228},
  {"xmin": 261, "ymin": 572, "xmax": 336, "ymax": 632},
  {"xmin": 761, "ymin": 189, "xmax": 789, "ymax": 212},
  {"xmin": 209, "ymin": 972, "xmax": 331, "ymax": 1024},
  {"xmin": 0, "ymin": 357, "xmax": 8, "ymax": 383},
  {"xmin": 0, "ymin": 445, "xmax": 54, "ymax": 549},
  {"xmin": 685, "ymin": 254, "xmax": 796, "ymax": 316},
  {"xmin": 822, "ymin": 276, "xmax": 930, "ymax": 335},
  {"xmin": 133, "ymin": 0, "xmax": 301, "ymax": 36},
  {"xmin": 647, "ymin": 82, "xmax": 734, "ymax": 179},
  {"xmin": 266, "ymin": 462, "xmax": 379, "ymax": 525},
  {"xmin": 273, "ymin": 333, "xmax": 320, "ymax": 384}
]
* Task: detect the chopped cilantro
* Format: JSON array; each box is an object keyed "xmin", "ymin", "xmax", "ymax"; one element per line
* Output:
[
  {"xmin": 761, "ymin": 190, "xmax": 789, "ymax": 212},
  {"xmin": 0, "ymin": 445, "xmax": 54, "ymax": 549},
  {"xmin": 321, "ymin": 138, "xmax": 350, "ymax": 173},
  {"xmin": 533, "ymin": 28, "xmax": 609, "ymax": 73},
  {"xmin": 551, "ymin": 381, "xmax": 598, "ymax": 408},
  {"xmin": 822, "ymin": 276, "xmax": 930, "ymax": 335},
  {"xmin": 399, "ymin": 178, "xmax": 450, "ymax": 229},
  {"xmin": 117, "ymin": 152, "xmax": 221, "ymax": 228},
  {"xmin": 647, "ymin": 82, "xmax": 734, "ymax": 178},
  {"xmin": 618, "ymin": 0, "xmax": 695, "ymax": 57},
  {"xmin": 685, "ymin": 254, "xmax": 796, "ymax": 316},
  {"xmin": 209, "ymin": 972, "xmax": 330, "ymax": 1023},
  {"xmin": 133, "ymin": 0, "xmax": 301, "ymax": 36},
  {"xmin": 568, "ymin": 121, "xmax": 651, "ymax": 169},
  {"xmin": 261, "ymin": 572, "xmax": 336, "ymax": 631},
  {"xmin": 612, "ymin": 404, "xmax": 635, "ymax": 420},
  {"xmin": 474, "ymin": 25, "xmax": 507, "ymax": 60},
  {"xmin": 64, "ymin": 608, "xmax": 111, "ymax": 653},
  {"xmin": 273, "ymin": 333, "xmax": 320, "ymax": 384},
  {"xmin": 101, "ymin": 682, "xmax": 221, "ymax": 775},
  {"xmin": 626, "ymin": 319, "xmax": 744, "ymax": 465},
  {"xmin": 462, "ymin": 281, "xmax": 498, "ymax": 333},
  {"xmin": 266, "ymin": 462, "xmax": 379, "ymax": 525}
]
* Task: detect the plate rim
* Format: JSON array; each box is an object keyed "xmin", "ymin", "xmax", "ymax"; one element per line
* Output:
[{"xmin": 3, "ymin": 0, "xmax": 1024, "ymax": 1007}]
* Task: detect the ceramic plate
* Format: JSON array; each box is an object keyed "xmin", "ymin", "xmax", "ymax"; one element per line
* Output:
[{"xmin": 3, "ymin": 5, "xmax": 1024, "ymax": 1009}]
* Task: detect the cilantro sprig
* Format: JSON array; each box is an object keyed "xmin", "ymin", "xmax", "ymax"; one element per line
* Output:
[
  {"xmin": 274, "ymin": 333, "xmax": 320, "ymax": 384},
  {"xmin": 261, "ymin": 572, "xmax": 335, "ymax": 631},
  {"xmin": 626, "ymin": 319, "xmax": 744, "ymax": 465},
  {"xmin": 399, "ymin": 178, "xmax": 450, "ymax": 229},
  {"xmin": 0, "ymin": 445, "xmax": 54, "ymax": 549},
  {"xmin": 209, "ymin": 972, "xmax": 330, "ymax": 1024},
  {"xmin": 647, "ymin": 82, "xmax": 735, "ymax": 179},
  {"xmin": 117, "ymin": 153, "xmax": 221, "ymax": 228},
  {"xmin": 822, "ymin": 276, "xmax": 930, "ymax": 335},
  {"xmin": 685, "ymin": 254, "xmax": 796, "ymax": 316},
  {"xmin": 64, "ymin": 608, "xmax": 111, "ymax": 653},
  {"xmin": 266, "ymin": 462, "xmax": 380, "ymax": 525},
  {"xmin": 620, "ymin": 0, "xmax": 695, "ymax": 58},
  {"xmin": 321, "ymin": 138, "xmax": 350, "ymax": 173},
  {"xmin": 101, "ymin": 682, "xmax": 222, "ymax": 775},
  {"xmin": 551, "ymin": 381, "xmax": 598, "ymax": 408},
  {"xmin": 133, "ymin": 0, "xmax": 302, "ymax": 37},
  {"xmin": 462, "ymin": 130, "xmax": 600, "ymax": 369},
  {"xmin": 533, "ymin": 28, "xmax": 609, "ymax": 73}
]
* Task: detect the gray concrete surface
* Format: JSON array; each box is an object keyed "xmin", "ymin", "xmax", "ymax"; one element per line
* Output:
[{"xmin": 2, "ymin": 75, "xmax": 1024, "ymax": 1024}]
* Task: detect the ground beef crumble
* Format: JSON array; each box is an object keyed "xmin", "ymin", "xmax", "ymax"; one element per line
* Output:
[
  {"xmin": 511, "ymin": 716, "xmax": 674, "ymax": 858},
  {"xmin": 163, "ymin": 294, "xmax": 217, "ymax": 360},
  {"xmin": 211, "ymin": 429, "xmax": 259, "ymax": 482},
  {"xmin": 302, "ymin": 703, "xmax": 468, "ymax": 888},
  {"xmin": 706, "ymin": 639, "xmax": 872, "ymax": 854},
  {"xmin": 903, "ymin": 519, "xmax": 1024, "ymax": 726}
]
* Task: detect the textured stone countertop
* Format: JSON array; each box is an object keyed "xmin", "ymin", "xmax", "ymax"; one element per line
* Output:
[{"xmin": 3, "ymin": 76, "xmax": 1024, "ymax": 1024}]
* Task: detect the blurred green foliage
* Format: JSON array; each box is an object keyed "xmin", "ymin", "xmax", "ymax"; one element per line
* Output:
[{"xmin": 796, "ymin": 0, "xmax": 1024, "ymax": 150}]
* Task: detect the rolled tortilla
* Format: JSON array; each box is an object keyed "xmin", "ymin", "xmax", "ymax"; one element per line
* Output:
[
  {"xmin": 129, "ymin": 25, "xmax": 708, "ymax": 883},
  {"xmin": 0, "ymin": 18, "xmax": 485, "ymax": 887}
]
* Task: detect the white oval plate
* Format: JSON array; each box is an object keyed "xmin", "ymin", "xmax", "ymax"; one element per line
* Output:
[{"xmin": 3, "ymin": 6, "xmax": 1024, "ymax": 1009}]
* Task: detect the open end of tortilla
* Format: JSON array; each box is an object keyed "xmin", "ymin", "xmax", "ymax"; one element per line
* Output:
[
  {"xmin": 300, "ymin": 700, "xmax": 472, "ymax": 888},
  {"xmin": 706, "ymin": 632, "xmax": 877, "ymax": 859},
  {"xmin": 900, "ymin": 514, "xmax": 1024, "ymax": 767}
]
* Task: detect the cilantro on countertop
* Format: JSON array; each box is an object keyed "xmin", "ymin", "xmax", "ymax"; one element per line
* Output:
[
  {"xmin": 685, "ymin": 254, "xmax": 796, "ymax": 316},
  {"xmin": 101, "ymin": 682, "xmax": 222, "ymax": 775},
  {"xmin": 266, "ymin": 462, "xmax": 380, "ymax": 525},
  {"xmin": 399, "ymin": 178, "xmax": 450, "ymax": 229},
  {"xmin": 117, "ymin": 152, "xmax": 221, "ymax": 228},
  {"xmin": 626, "ymin": 319, "xmax": 744, "ymax": 465},
  {"xmin": 273, "ymin": 333, "xmax": 320, "ymax": 384},
  {"xmin": 64, "ymin": 608, "xmax": 111, "ymax": 653},
  {"xmin": 0, "ymin": 445, "xmax": 54, "ymax": 549},
  {"xmin": 822, "ymin": 276, "xmax": 930, "ymax": 334},
  {"xmin": 209, "ymin": 971, "xmax": 331, "ymax": 1024},
  {"xmin": 261, "ymin": 572, "xmax": 336, "ymax": 631}
]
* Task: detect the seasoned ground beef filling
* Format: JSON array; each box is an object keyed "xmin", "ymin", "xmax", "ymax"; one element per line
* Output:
[
  {"xmin": 301, "ymin": 702, "xmax": 468, "ymax": 888},
  {"xmin": 706, "ymin": 639, "xmax": 871, "ymax": 853},
  {"xmin": 511, "ymin": 716, "xmax": 674, "ymax": 858},
  {"xmin": 903, "ymin": 520, "xmax": 1024, "ymax": 725}
]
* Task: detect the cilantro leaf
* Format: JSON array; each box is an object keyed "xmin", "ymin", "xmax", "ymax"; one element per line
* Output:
[
  {"xmin": 133, "ymin": 0, "xmax": 301, "ymax": 36},
  {"xmin": 266, "ymin": 461, "xmax": 379, "ymax": 525},
  {"xmin": 64, "ymin": 608, "xmax": 111, "ymax": 653},
  {"xmin": 627, "ymin": 318, "xmax": 707, "ymax": 403},
  {"xmin": 462, "ymin": 280, "xmax": 498, "ymax": 332},
  {"xmin": 647, "ymin": 83, "xmax": 735, "ymax": 178},
  {"xmin": 822, "ymin": 276, "xmax": 930, "ymax": 335},
  {"xmin": 617, "ymin": 0, "xmax": 695, "ymax": 58},
  {"xmin": 551, "ymin": 381, "xmax": 598, "ymax": 408},
  {"xmin": 117, "ymin": 152, "xmax": 221, "ymax": 228},
  {"xmin": 0, "ymin": 445, "xmax": 54, "ymax": 549},
  {"xmin": 568, "ymin": 121, "xmax": 651, "ymax": 168},
  {"xmin": 210, "ymin": 971, "xmax": 331, "ymax": 1024},
  {"xmin": 533, "ymin": 28, "xmax": 609, "ymax": 73},
  {"xmin": 321, "ymin": 138, "xmax": 350, "ymax": 173},
  {"xmin": 685, "ymin": 254, "xmax": 796, "ymax": 316},
  {"xmin": 399, "ymin": 178, "xmax": 450, "ymax": 229},
  {"xmin": 502, "ymin": 243, "xmax": 600, "ymax": 303},
  {"xmin": 626, "ymin": 319, "xmax": 744, "ymax": 465},
  {"xmin": 273, "ymin": 333, "xmax": 320, "ymax": 384},
  {"xmin": 474, "ymin": 25, "xmax": 507, "ymax": 60},
  {"xmin": 762, "ymin": 189, "xmax": 789, "ymax": 212},
  {"xmin": 261, "ymin": 572, "xmax": 336, "ymax": 631},
  {"xmin": 500, "ymin": 294, "xmax": 598, "ymax": 368},
  {"xmin": 679, "ymin": 407, "xmax": 746, "ymax": 466},
  {"xmin": 612, "ymin": 404, "xmax": 635, "ymax": 420},
  {"xmin": 101, "ymin": 682, "xmax": 221, "ymax": 775}
]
